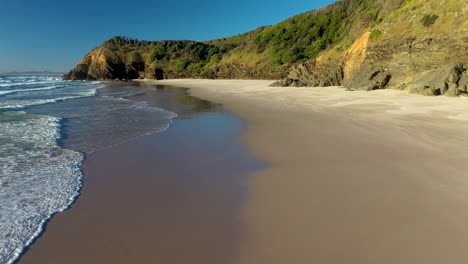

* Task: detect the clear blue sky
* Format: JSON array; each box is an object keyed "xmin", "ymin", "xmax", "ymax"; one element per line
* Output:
[{"xmin": 0, "ymin": 0, "xmax": 335, "ymax": 72}]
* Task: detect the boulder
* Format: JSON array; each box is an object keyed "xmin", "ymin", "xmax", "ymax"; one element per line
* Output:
[
  {"xmin": 447, "ymin": 64, "xmax": 464, "ymax": 84},
  {"xmin": 346, "ymin": 68, "xmax": 392, "ymax": 91},
  {"xmin": 405, "ymin": 63, "xmax": 466, "ymax": 95},
  {"xmin": 422, "ymin": 87, "xmax": 437, "ymax": 96},
  {"xmin": 370, "ymin": 70, "xmax": 392, "ymax": 90},
  {"xmin": 446, "ymin": 86, "xmax": 461, "ymax": 97},
  {"xmin": 458, "ymin": 71, "xmax": 468, "ymax": 92}
]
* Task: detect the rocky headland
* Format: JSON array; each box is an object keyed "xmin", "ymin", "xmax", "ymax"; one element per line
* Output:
[{"xmin": 64, "ymin": 0, "xmax": 467, "ymax": 96}]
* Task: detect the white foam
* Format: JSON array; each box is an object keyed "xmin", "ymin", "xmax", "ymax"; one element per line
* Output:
[
  {"xmin": 0, "ymin": 77, "xmax": 177, "ymax": 264},
  {"xmin": 0, "ymin": 115, "xmax": 84, "ymax": 264},
  {"xmin": 0, "ymin": 87, "xmax": 98, "ymax": 110},
  {"xmin": 0, "ymin": 81, "xmax": 54, "ymax": 87},
  {"xmin": 0, "ymin": 85, "xmax": 62, "ymax": 96},
  {"xmin": 0, "ymin": 76, "xmax": 100, "ymax": 264}
]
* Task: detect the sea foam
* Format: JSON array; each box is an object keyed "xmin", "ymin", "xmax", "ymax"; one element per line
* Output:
[
  {"xmin": 0, "ymin": 114, "xmax": 83, "ymax": 264},
  {"xmin": 0, "ymin": 76, "xmax": 94, "ymax": 264},
  {"xmin": 0, "ymin": 76, "xmax": 176, "ymax": 264}
]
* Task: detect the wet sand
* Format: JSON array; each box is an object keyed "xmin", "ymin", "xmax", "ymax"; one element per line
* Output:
[
  {"xmin": 143, "ymin": 80, "xmax": 468, "ymax": 264},
  {"xmin": 18, "ymin": 84, "xmax": 262, "ymax": 264}
]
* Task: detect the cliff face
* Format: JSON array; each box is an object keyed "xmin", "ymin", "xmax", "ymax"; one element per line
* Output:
[
  {"xmin": 272, "ymin": 31, "xmax": 371, "ymax": 87},
  {"xmin": 274, "ymin": 0, "xmax": 468, "ymax": 96},
  {"xmin": 64, "ymin": 40, "xmax": 224, "ymax": 81},
  {"xmin": 345, "ymin": 0, "xmax": 468, "ymax": 96},
  {"xmin": 65, "ymin": 0, "xmax": 468, "ymax": 96}
]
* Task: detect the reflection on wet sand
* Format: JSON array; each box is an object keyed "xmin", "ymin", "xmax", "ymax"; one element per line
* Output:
[
  {"xmin": 18, "ymin": 83, "xmax": 263, "ymax": 264},
  {"xmin": 127, "ymin": 83, "xmax": 222, "ymax": 118}
]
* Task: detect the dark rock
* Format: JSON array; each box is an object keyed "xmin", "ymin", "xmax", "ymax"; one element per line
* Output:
[
  {"xmin": 154, "ymin": 69, "xmax": 164, "ymax": 80},
  {"xmin": 436, "ymin": 85, "xmax": 448, "ymax": 95}
]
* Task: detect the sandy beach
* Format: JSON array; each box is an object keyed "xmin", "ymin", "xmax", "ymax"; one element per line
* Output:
[
  {"xmin": 18, "ymin": 79, "xmax": 468, "ymax": 264},
  {"xmin": 18, "ymin": 84, "xmax": 262, "ymax": 264},
  {"xmin": 4, "ymin": 0, "xmax": 467, "ymax": 262},
  {"xmin": 142, "ymin": 79, "xmax": 468, "ymax": 264}
]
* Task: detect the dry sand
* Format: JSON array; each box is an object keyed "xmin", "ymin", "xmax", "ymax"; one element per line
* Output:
[{"xmin": 142, "ymin": 79, "xmax": 468, "ymax": 264}]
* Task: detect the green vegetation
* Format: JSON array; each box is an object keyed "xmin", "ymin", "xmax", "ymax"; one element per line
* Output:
[
  {"xmin": 250, "ymin": 0, "xmax": 389, "ymax": 64},
  {"xmin": 420, "ymin": 13, "xmax": 438, "ymax": 27},
  {"xmin": 370, "ymin": 29, "xmax": 383, "ymax": 40},
  {"xmin": 64, "ymin": 0, "xmax": 410, "ymax": 80},
  {"xmin": 98, "ymin": 37, "xmax": 226, "ymax": 78},
  {"xmin": 148, "ymin": 50, "xmax": 165, "ymax": 63}
]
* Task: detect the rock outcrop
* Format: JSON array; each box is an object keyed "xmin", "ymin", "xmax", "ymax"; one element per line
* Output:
[
  {"xmin": 273, "ymin": 0, "xmax": 468, "ymax": 96},
  {"xmin": 406, "ymin": 63, "xmax": 467, "ymax": 96},
  {"xmin": 272, "ymin": 31, "xmax": 371, "ymax": 87},
  {"xmin": 271, "ymin": 58, "xmax": 344, "ymax": 87}
]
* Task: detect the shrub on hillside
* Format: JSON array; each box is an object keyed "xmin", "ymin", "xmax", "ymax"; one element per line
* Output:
[
  {"xmin": 370, "ymin": 29, "xmax": 383, "ymax": 39},
  {"xmin": 421, "ymin": 14, "xmax": 438, "ymax": 27}
]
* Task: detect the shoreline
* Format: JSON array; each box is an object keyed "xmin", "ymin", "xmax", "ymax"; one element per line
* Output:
[
  {"xmin": 17, "ymin": 83, "xmax": 263, "ymax": 264},
  {"xmin": 141, "ymin": 79, "xmax": 468, "ymax": 264},
  {"xmin": 17, "ymin": 79, "xmax": 468, "ymax": 263}
]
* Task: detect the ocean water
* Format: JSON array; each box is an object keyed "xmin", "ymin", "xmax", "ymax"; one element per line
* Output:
[{"xmin": 0, "ymin": 76, "xmax": 176, "ymax": 264}]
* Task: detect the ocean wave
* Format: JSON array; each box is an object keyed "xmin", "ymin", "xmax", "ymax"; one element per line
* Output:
[
  {"xmin": 0, "ymin": 76, "xmax": 97, "ymax": 264},
  {"xmin": 0, "ymin": 81, "xmax": 60, "ymax": 87},
  {"xmin": 48, "ymin": 94, "xmax": 177, "ymax": 154},
  {"xmin": 0, "ymin": 79, "xmax": 177, "ymax": 264},
  {"xmin": 0, "ymin": 87, "xmax": 98, "ymax": 110},
  {"xmin": 0, "ymin": 114, "xmax": 84, "ymax": 264},
  {"xmin": 0, "ymin": 85, "xmax": 63, "ymax": 97},
  {"xmin": 2, "ymin": 76, "xmax": 58, "ymax": 80}
]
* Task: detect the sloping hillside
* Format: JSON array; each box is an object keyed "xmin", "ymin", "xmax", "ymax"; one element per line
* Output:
[
  {"xmin": 276, "ymin": 0, "xmax": 468, "ymax": 95},
  {"xmin": 64, "ymin": 0, "xmax": 468, "ymax": 96}
]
